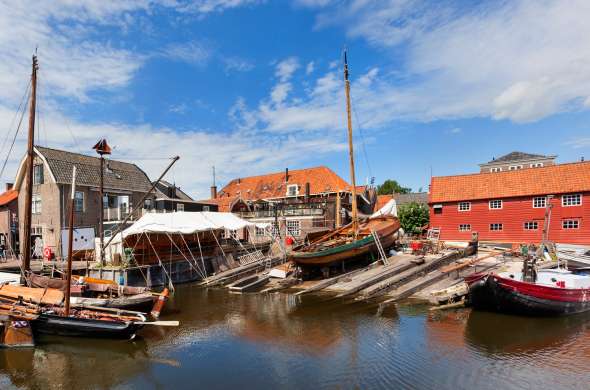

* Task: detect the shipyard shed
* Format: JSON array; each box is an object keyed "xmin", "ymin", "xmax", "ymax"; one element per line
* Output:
[{"xmin": 429, "ymin": 161, "xmax": 590, "ymax": 245}]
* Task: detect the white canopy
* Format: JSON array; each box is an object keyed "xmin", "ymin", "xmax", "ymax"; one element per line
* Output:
[
  {"xmin": 122, "ymin": 211, "xmax": 267, "ymax": 238},
  {"xmin": 371, "ymin": 199, "xmax": 398, "ymax": 218}
]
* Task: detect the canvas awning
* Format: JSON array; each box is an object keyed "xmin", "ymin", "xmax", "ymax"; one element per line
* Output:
[
  {"xmin": 121, "ymin": 211, "xmax": 268, "ymax": 238},
  {"xmin": 371, "ymin": 199, "xmax": 398, "ymax": 218}
]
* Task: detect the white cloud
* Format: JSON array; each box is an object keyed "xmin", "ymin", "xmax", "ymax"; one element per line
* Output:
[
  {"xmin": 275, "ymin": 57, "xmax": 300, "ymax": 82},
  {"xmin": 0, "ymin": 1, "xmax": 345, "ymax": 197},
  {"xmin": 565, "ymin": 137, "xmax": 590, "ymax": 149},
  {"xmin": 449, "ymin": 127, "xmax": 461, "ymax": 134},
  {"xmin": 175, "ymin": 0, "xmax": 264, "ymax": 14},
  {"xmin": 308, "ymin": 0, "xmax": 590, "ymax": 123},
  {"xmin": 222, "ymin": 56, "xmax": 255, "ymax": 72},
  {"xmin": 160, "ymin": 41, "xmax": 211, "ymax": 66},
  {"xmin": 306, "ymin": 61, "xmax": 315, "ymax": 75},
  {"xmin": 169, "ymin": 103, "xmax": 188, "ymax": 114}
]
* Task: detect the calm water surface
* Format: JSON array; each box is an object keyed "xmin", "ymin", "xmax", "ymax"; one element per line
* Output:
[{"xmin": 2, "ymin": 284, "xmax": 590, "ymax": 389}]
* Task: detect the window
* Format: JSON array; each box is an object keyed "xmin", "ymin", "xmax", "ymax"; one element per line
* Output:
[
  {"xmin": 433, "ymin": 204, "xmax": 443, "ymax": 214},
  {"xmin": 562, "ymin": 219, "xmax": 580, "ymax": 229},
  {"xmin": 255, "ymin": 226, "xmax": 266, "ymax": 237},
  {"xmin": 177, "ymin": 203, "xmax": 184, "ymax": 212},
  {"xmin": 458, "ymin": 202, "xmax": 471, "ymax": 211},
  {"xmin": 533, "ymin": 196, "xmax": 546, "ymax": 208},
  {"xmin": 524, "ymin": 221, "xmax": 538, "ymax": 230},
  {"xmin": 31, "ymin": 226, "xmax": 42, "ymax": 236},
  {"xmin": 286, "ymin": 220, "xmax": 301, "ymax": 237},
  {"xmin": 459, "ymin": 224, "xmax": 471, "ymax": 231},
  {"xmin": 32, "ymin": 194, "xmax": 42, "ymax": 214},
  {"xmin": 490, "ymin": 223, "xmax": 503, "ymax": 231},
  {"xmin": 490, "ymin": 167, "xmax": 502, "ymax": 173},
  {"xmin": 286, "ymin": 184, "xmax": 299, "ymax": 197},
  {"xmin": 489, "ymin": 200, "xmax": 502, "ymax": 209},
  {"xmin": 203, "ymin": 205, "xmax": 210, "ymax": 212},
  {"xmin": 508, "ymin": 165, "xmax": 523, "ymax": 170},
  {"xmin": 33, "ymin": 164, "xmax": 44, "ymax": 185},
  {"xmin": 562, "ymin": 194, "xmax": 581, "ymax": 207},
  {"xmin": 530, "ymin": 163, "xmax": 544, "ymax": 168},
  {"xmin": 74, "ymin": 191, "xmax": 84, "ymax": 212},
  {"xmin": 144, "ymin": 198, "xmax": 153, "ymax": 209}
]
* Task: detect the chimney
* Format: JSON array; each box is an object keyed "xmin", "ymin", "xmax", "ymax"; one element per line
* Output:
[
  {"xmin": 285, "ymin": 168, "xmax": 289, "ymax": 183},
  {"xmin": 210, "ymin": 166, "xmax": 217, "ymax": 199},
  {"xmin": 5, "ymin": 183, "xmax": 13, "ymax": 191},
  {"xmin": 305, "ymin": 182, "xmax": 310, "ymax": 200},
  {"xmin": 582, "ymin": 157, "xmax": 585, "ymax": 162}
]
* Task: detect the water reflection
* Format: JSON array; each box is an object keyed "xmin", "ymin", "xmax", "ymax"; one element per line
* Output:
[{"xmin": 2, "ymin": 286, "xmax": 590, "ymax": 389}]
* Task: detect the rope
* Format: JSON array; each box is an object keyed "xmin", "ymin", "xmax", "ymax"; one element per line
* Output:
[
  {"xmin": 191, "ymin": 233, "xmax": 208, "ymax": 278},
  {"xmin": 0, "ymin": 89, "xmax": 29, "ymax": 180},
  {"xmin": 211, "ymin": 230, "xmax": 226, "ymax": 258},
  {"xmin": 165, "ymin": 232, "xmax": 205, "ymax": 279},
  {"xmin": 145, "ymin": 232, "xmax": 174, "ymax": 292},
  {"xmin": 0, "ymin": 79, "xmax": 30, "ymax": 159}
]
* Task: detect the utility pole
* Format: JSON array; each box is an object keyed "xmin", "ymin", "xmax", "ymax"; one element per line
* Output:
[
  {"xmin": 22, "ymin": 55, "xmax": 38, "ymax": 275},
  {"xmin": 92, "ymin": 139, "xmax": 111, "ymax": 266}
]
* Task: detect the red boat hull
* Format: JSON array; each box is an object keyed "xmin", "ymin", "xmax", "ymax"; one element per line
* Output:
[{"xmin": 466, "ymin": 273, "xmax": 590, "ymax": 316}]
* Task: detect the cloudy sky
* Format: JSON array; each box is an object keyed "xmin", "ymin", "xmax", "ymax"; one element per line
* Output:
[{"xmin": 0, "ymin": 0, "xmax": 589, "ymax": 198}]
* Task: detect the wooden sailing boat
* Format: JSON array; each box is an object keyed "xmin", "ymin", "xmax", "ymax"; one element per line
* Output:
[{"xmin": 289, "ymin": 51, "xmax": 400, "ymax": 268}]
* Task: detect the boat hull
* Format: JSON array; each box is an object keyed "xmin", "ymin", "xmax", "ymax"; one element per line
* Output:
[
  {"xmin": 289, "ymin": 216, "xmax": 400, "ymax": 267},
  {"xmin": 466, "ymin": 273, "xmax": 590, "ymax": 316},
  {"xmin": 32, "ymin": 314, "xmax": 143, "ymax": 339}
]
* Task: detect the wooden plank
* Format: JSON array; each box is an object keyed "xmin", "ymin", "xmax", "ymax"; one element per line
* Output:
[{"xmin": 335, "ymin": 260, "xmax": 416, "ymax": 298}]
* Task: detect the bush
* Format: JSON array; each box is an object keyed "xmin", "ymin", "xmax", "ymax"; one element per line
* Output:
[{"xmin": 397, "ymin": 202, "xmax": 429, "ymax": 234}]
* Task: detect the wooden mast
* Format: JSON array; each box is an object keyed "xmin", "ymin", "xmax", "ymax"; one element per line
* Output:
[
  {"xmin": 344, "ymin": 50, "xmax": 358, "ymax": 235},
  {"xmin": 64, "ymin": 166, "xmax": 76, "ymax": 317},
  {"xmin": 22, "ymin": 55, "xmax": 38, "ymax": 274}
]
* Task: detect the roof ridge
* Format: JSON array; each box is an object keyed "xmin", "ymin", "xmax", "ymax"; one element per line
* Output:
[
  {"xmin": 432, "ymin": 160, "xmax": 590, "ymax": 180},
  {"xmin": 35, "ymin": 145, "xmax": 141, "ymax": 169},
  {"xmin": 224, "ymin": 165, "xmax": 332, "ymax": 182}
]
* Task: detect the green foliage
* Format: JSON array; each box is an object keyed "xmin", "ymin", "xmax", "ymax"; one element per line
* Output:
[
  {"xmin": 397, "ymin": 202, "xmax": 429, "ymax": 234},
  {"xmin": 377, "ymin": 179, "xmax": 411, "ymax": 195}
]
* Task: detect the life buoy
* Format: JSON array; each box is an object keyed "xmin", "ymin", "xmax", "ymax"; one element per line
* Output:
[{"xmin": 43, "ymin": 247, "xmax": 52, "ymax": 260}]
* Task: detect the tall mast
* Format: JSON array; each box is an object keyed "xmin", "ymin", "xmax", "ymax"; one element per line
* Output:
[
  {"xmin": 22, "ymin": 55, "xmax": 38, "ymax": 274},
  {"xmin": 344, "ymin": 50, "xmax": 358, "ymax": 235},
  {"xmin": 64, "ymin": 166, "xmax": 77, "ymax": 317}
]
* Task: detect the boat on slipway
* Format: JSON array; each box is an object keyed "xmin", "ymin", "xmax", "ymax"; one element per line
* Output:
[
  {"xmin": 466, "ymin": 268, "xmax": 590, "ymax": 316},
  {"xmin": 290, "ymin": 215, "xmax": 400, "ymax": 266},
  {"xmin": 289, "ymin": 51, "xmax": 400, "ymax": 269}
]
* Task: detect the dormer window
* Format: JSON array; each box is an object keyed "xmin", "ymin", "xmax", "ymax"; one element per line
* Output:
[
  {"xmin": 286, "ymin": 184, "xmax": 299, "ymax": 197},
  {"xmin": 490, "ymin": 167, "xmax": 502, "ymax": 173},
  {"xmin": 508, "ymin": 165, "xmax": 523, "ymax": 170}
]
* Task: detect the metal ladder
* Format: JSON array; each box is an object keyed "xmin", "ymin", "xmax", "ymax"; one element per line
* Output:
[{"xmin": 372, "ymin": 230, "xmax": 389, "ymax": 265}]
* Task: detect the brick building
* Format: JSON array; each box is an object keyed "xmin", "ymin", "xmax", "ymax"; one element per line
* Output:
[
  {"xmin": 0, "ymin": 187, "xmax": 18, "ymax": 256},
  {"xmin": 14, "ymin": 146, "xmax": 155, "ymax": 258},
  {"xmin": 204, "ymin": 166, "xmax": 374, "ymax": 241},
  {"xmin": 429, "ymin": 161, "xmax": 590, "ymax": 244}
]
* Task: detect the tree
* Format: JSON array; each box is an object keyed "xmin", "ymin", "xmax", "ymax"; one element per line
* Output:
[
  {"xmin": 397, "ymin": 202, "xmax": 429, "ymax": 234},
  {"xmin": 377, "ymin": 179, "xmax": 411, "ymax": 195}
]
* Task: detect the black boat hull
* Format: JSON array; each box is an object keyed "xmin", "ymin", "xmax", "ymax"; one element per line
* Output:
[
  {"xmin": 468, "ymin": 275, "xmax": 590, "ymax": 316},
  {"xmin": 32, "ymin": 314, "xmax": 143, "ymax": 339}
]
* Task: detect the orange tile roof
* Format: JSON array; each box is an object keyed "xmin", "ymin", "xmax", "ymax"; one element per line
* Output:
[
  {"xmin": 201, "ymin": 166, "xmax": 352, "ymax": 212},
  {"xmin": 0, "ymin": 190, "xmax": 18, "ymax": 206},
  {"xmin": 430, "ymin": 161, "xmax": 590, "ymax": 203}
]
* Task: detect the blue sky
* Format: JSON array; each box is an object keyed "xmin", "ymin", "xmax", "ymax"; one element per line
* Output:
[{"xmin": 0, "ymin": 0, "xmax": 589, "ymax": 198}]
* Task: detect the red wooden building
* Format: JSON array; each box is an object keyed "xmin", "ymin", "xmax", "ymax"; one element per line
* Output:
[{"xmin": 429, "ymin": 161, "xmax": 590, "ymax": 245}]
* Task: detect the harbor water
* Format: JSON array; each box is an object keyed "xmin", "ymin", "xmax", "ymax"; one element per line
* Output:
[{"xmin": 2, "ymin": 284, "xmax": 590, "ymax": 389}]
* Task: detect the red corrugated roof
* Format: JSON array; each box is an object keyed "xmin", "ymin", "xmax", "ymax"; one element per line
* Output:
[
  {"xmin": 430, "ymin": 161, "xmax": 590, "ymax": 203},
  {"xmin": 0, "ymin": 190, "xmax": 18, "ymax": 206}
]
